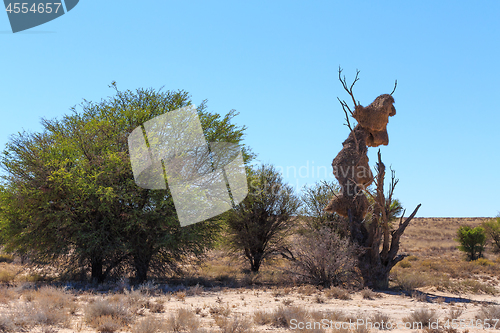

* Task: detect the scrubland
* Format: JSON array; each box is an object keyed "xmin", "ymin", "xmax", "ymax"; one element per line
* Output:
[{"xmin": 0, "ymin": 217, "xmax": 499, "ymax": 333}]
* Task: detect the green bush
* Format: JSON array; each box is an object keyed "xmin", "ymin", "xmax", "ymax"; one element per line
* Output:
[
  {"xmin": 482, "ymin": 217, "xmax": 500, "ymax": 253},
  {"xmin": 456, "ymin": 226, "xmax": 486, "ymax": 261}
]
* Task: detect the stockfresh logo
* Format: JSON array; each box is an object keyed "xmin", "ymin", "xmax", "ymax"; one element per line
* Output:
[
  {"xmin": 4, "ymin": 0, "xmax": 79, "ymax": 33},
  {"xmin": 128, "ymin": 105, "xmax": 249, "ymax": 227}
]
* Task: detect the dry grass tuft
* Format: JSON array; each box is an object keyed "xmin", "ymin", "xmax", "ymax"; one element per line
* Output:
[
  {"xmin": 186, "ymin": 284, "xmax": 204, "ymax": 296},
  {"xmin": 371, "ymin": 312, "xmax": 392, "ymax": 330},
  {"xmin": 297, "ymin": 285, "xmax": 316, "ymax": 296},
  {"xmin": 89, "ymin": 314, "xmax": 124, "ymax": 333},
  {"xmin": 254, "ymin": 310, "xmax": 273, "ymax": 325},
  {"xmin": 324, "ymin": 286, "xmax": 351, "ymax": 300},
  {"xmin": 164, "ymin": 308, "xmax": 200, "ymax": 332},
  {"xmin": 130, "ymin": 317, "xmax": 161, "ymax": 333},
  {"xmin": 271, "ymin": 306, "xmax": 308, "ymax": 328},
  {"xmin": 361, "ymin": 288, "xmax": 378, "ymax": 300},
  {"xmin": 403, "ymin": 308, "xmax": 438, "ymax": 328},
  {"xmin": 174, "ymin": 290, "xmax": 186, "ymax": 301},
  {"xmin": 445, "ymin": 307, "xmax": 463, "ymax": 321},
  {"xmin": 0, "ymin": 313, "xmax": 16, "ymax": 332},
  {"xmin": 215, "ymin": 315, "xmax": 252, "ymax": 333},
  {"xmin": 144, "ymin": 299, "xmax": 164, "ymax": 313},
  {"xmin": 314, "ymin": 294, "xmax": 326, "ymax": 303},
  {"xmin": 84, "ymin": 298, "xmax": 133, "ymax": 330},
  {"xmin": 476, "ymin": 305, "xmax": 500, "ymax": 322},
  {"xmin": 209, "ymin": 304, "xmax": 231, "ymax": 317},
  {"xmin": 0, "ymin": 287, "xmax": 16, "ymax": 304}
]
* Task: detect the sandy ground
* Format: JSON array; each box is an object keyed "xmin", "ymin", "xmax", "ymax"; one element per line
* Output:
[{"xmin": 2, "ymin": 284, "xmax": 498, "ymax": 333}]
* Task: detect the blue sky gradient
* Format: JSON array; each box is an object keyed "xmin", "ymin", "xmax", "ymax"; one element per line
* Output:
[{"xmin": 1, "ymin": 1, "xmax": 499, "ymax": 217}]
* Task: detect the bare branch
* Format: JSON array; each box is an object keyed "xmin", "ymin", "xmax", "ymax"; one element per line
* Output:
[
  {"xmin": 338, "ymin": 66, "xmax": 360, "ymax": 108},
  {"xmin": 390, "ymin": 80, "xmax": 397, "ymax": 95},
  {"xmin": 337, "ymin": 97, "xmax": 354, "ymax": 132}
]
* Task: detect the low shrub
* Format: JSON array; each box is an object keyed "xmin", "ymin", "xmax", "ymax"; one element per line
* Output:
[
  {"xmin": 289, "ymin": 228, "xmax": 358, "ymax": 287},
  {"xmin": 84, "ymin": 298, "xmax": 133, "ymax": 329},
  {"xmin": 254, "ymin": 310, "xmax": 273, "ymax": 325},
  {"xmin": 403, "ymin": 308, "xmax": 437, "ymax": 328},
  {"xmin": 130, "ymin": 317, "xmax": 161, "ymax": 333},
  {"xmin": 456, "ymin": 225, "xmax": 486, "ymax": 261},
  {"xmin": 215, "ymin": 315, "xmax": 252, "ymax": 333},
  {"xmin": 324, "ymin": 286, "xmax": 351, "ymax": 300},
  {"xmin": 164, "ymin": 308, "xmax": 200, "ymax": 332},
  {"xmin": 475, "ymin": 305, "xmax": 500, "ymax": 323},
  {"xmin": 271, "ymin": 306, "xmax": 308, "ymax": 328},
  {"xmin": 361, "ymin": 288, "xmax": 377, "ymax": 300}
]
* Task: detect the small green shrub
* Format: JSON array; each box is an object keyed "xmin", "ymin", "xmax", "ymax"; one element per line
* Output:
[
  {"xmin": 482, "ymin": 217, "xmax": 500, "ymax": 253},
  {"xmin": 456, "ymin": 226, "xmax": 486, "ymax": 260}
]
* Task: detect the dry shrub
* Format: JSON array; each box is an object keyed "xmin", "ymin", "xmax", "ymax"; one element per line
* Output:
[
  {"xmin": 323, "ymin": 310, "xmax": 346, "ymax": 322},
  {"xmin": 282, "ymin": 298, "xmax": 294, "ymax": 306},
  {"xmin": 209, "ymin": 305, "xmax": 231, "ymax": 317},
  {"xmin": 324, "ymin": 286, "xmax": 351, "ymax": 300},
  {"xmin": 84, "ymin": 298, "xmax": 133, "ymax": 329},
  {"xmin": 186, "ymin": 284, "xmax": 204, "ymax": 296},
  {"xmin": 7, "ymin": 290, "xmax": 72, "ymax": 328},
  {"xmin": 297, "ymin": 285, "xmax": 316, "ymax": 296},
  {"xmin": 35, "ymin": 286, "xmax": 73, "ymax": 309},
  {"xmin": 410, "ymin": 291, "xmax": 428, "ymax": 302},
  {"xmin": 164, "ymin": 308, "xmax": 200, "ymax": 332},
  {"xmin": 144, "ymin": 299, "xmax": 164, "ymax": 313},
  {"xmin": 215, "ymin": 316, "xmax": 252, "ymax": 333},
  {"xmin": 271, "ymin": 306, "xmax": 308, "ymax": 328},
  {"xmin": 137, "ymin": 281, "xmax": 159, "ymax": 296},
  {"xmin": 290, "ymin": 228, "xmax": 358, "ymax": 287},
  {"xmin": 174, "ymin": 290, "xmax": 186, "ymax": 301},
  {"xmin": 314, "ymin": 295, "xmax": 326, "ymax": 303},
  {"xmin": 403, "ymin": 308, "xmax": 437, "ymax": 328},
  {"xmin": 0, "ymin": 287, "xmax": 16, "ymax": 304},
  {"xmin": 446, "ymin": 308, "xmax": 463, "ymax": 321},
  {"xmin": 371, "ymin": 312, "xmax": 392, "ymax": 330},
  {"xmin": 130, "ymin": 317, "xmax": 161, "ymax": 333},
  {"xmin": 361, "ymin": 288, "xmax": 377, "ymax": 300},
  {"xmin": 254, "ymin": 310, "xmax": 272, "ymax": 325},
  {"xmin": 476, "ymin": 305, "xmax": 500, "ymax": 323},
  {"xmin": 122, "ymin": 289, "xmax": 148, "ymax": 314},
  {"xmin": 89, "ymin": 315, "xmax": 124, "ymax": 333},
  {"xmin": 0, "ymin": 313, "xmax": 16, "ymax": 332}
]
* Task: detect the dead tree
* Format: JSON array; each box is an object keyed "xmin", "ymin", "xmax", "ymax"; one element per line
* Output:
[{"xmin": 325, "ymin": 67, "xmax": 421, "ymax": 289}]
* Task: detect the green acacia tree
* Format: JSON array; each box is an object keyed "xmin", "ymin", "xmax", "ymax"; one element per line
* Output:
[
  {"xmin": 456, "ymin": 225, "xmax": 486, "ymax": 261},
  {"xmin": 0, "ymin": 83, "xmax": 253, "ymax": 283}
]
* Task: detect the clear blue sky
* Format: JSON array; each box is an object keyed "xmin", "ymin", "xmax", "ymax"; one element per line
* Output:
[{"xmin": 1, "ymin": 1, "xmax": 499, "ymax": 217}]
